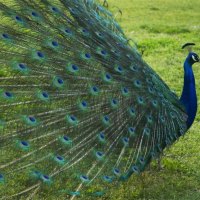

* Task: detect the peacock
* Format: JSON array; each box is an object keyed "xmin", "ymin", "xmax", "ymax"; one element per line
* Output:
[{"xmin": 0, "ymin": 0, "xmax": 199, "ymax": 199}]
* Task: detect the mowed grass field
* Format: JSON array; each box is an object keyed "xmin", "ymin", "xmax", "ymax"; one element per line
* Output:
[{"xmin": 104, "ymin": 0, "xmax": 200, "ymax": 199}]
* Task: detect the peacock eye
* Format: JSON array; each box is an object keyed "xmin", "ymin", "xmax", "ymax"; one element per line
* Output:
[{"xmin": 192, "ymin": 55, "xmax": 198, "ymax": 62}]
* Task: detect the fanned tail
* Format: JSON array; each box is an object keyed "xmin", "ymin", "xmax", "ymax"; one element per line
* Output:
[{"xmin": 0, "ymin": 0, "xmax": 187, "ymax": 198}]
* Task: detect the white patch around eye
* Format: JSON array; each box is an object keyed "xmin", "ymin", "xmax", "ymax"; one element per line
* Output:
[{"xmin": 192, "ymin": 55, "xmax": 198, "ymax": 61}]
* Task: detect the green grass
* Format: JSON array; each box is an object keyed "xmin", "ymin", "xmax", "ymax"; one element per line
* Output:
[{"xmin": 104, "ymin": 0, "xmax": 200, "ymax": 199}]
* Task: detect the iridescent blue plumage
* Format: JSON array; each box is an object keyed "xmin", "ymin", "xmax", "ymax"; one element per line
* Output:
[{"xmin": 180, "ymin": 52, "xmax": 199, "ymax": 129}]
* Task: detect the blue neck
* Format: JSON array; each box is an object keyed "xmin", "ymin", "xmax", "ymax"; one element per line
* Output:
[{"xmin": 180, "ymin": 57, "xmax": 197, "ymax": 129}]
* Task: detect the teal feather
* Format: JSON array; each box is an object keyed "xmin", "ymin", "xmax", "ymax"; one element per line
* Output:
[{"xmin": 0, "ymin": 0, "xmax": 188, "ymax": 198}]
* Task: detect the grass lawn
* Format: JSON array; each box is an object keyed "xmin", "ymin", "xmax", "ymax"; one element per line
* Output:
[{"xmin": 104, "ymin": 0, "xmax": 200, "ymax": 199}]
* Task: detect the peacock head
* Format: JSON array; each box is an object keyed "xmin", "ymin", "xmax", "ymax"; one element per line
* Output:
[
  {"xmin": 188, "ymin": 52, "xmax": 199, "ymax": 65},
  {"xmin": 182, "ymin": 43, "xmax": 199, "ymax": 65}
]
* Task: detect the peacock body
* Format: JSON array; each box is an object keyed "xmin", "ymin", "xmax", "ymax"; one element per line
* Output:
[{"xmin": 0, "ymin": 0, "xmax": 198, "ymax": 199}]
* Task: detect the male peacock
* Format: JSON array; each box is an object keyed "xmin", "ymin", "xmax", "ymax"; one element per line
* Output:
[{"xmin": 0, "ymin": 0, "xmax": 199, "ymax": 199}]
